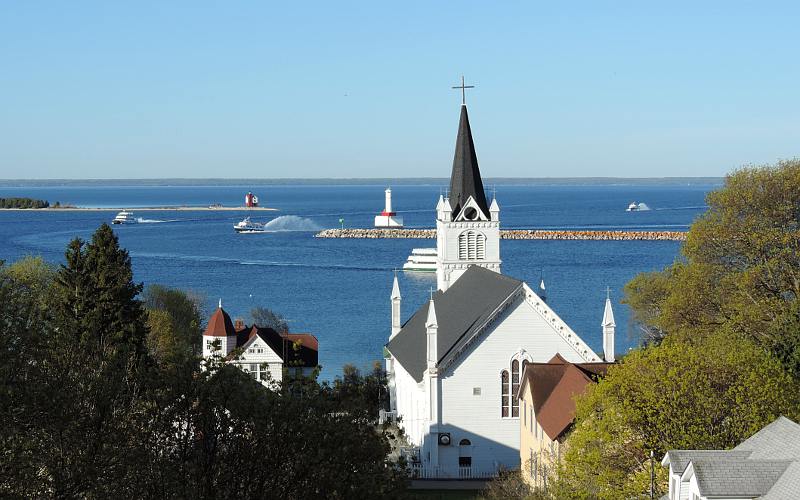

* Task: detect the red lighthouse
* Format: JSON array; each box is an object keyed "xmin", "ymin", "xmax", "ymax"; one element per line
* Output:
[{"xmin": 245, "ymin": 192, "xmax": 259, "ymax": 208}]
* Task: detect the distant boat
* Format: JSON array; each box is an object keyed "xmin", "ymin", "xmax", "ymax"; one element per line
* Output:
[
  {"xmin": 627, "ymin": 202, "xmax": 650, "ymax": 212},
  {"xmin": 234, "ymin": 217, "xmax": 266, "ymax": 233},
  {"xmin": 402, "ymin": 248, "xmax": 437, "ymax": 272},
  {"xmin": 112, "ymin": 210, "xmax": 137, "ymax": 224}
]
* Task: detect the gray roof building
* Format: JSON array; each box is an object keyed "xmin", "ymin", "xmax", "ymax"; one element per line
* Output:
[
  {"xmin": 386, "ymin": 265, "xmax": 523, "ymax": 383},
  {"xmin": 662, "ymin": 416, "xmax": 800, "ymax": 499}
]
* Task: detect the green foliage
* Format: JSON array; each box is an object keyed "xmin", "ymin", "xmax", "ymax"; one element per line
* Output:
[
  {"xmin": 143, "ymin": 284, "xmax": 203, "ymax": 369},
  {"xmin": 1, "ymin": 225, "xmax": 407, "ymax": 498},
  {"xmin": 331, "ymin": 362, "xmax": 390, "ymax": 420},
  {"xmin": 553, "ymin": 331, "xmax": 800, "ymax": 499},
  {"xmin": 624, "ymin": 159, "xmax": 800, "ymax": 375},
  {"xmin": 481, "ymin": 469, "xmax": 531, "ymax": 499},
  {"xmin": 250, "ymin": 305, "xmax": 289, "ymax": 333},
  {"xmin": 0, "ymin": 197, "xmax": 49, "ymax": 209}
]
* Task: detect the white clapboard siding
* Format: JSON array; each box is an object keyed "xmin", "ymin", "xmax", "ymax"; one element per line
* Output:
[{"xmin": 436, "ymin": 294, "xmax": 594, "ymax": 472}]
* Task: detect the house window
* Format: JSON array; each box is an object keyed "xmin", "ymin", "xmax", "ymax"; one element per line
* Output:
[
  {"xmin": 501, "ymin": 370, "xmax": 509, "ymax": 417},
  {"xmin": 459, "ymin": 439, "xmax": 472, "ymax": 468},
  {"xmin": 473, "ymin": 387, "xmax": 481, "ymax": 396},
  {"xmin": 511, "ymin": 360, "xmax": 520, "ymax": 417},
  {"xmin": 458, "ymin": 231, "xmax": 486, "ymax": 260}
]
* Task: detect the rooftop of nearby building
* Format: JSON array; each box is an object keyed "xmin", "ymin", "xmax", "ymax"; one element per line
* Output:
[
  {"xmin": 204, "ymin": 304, "xmax": 318, "ymax": 368},
  {"xmin": 518, "ymin": 353, "xmax": 612, "ymax": 441},
  {"xmin": 663, "ymin": 416, "xmax": 800, "ymax": 498}
]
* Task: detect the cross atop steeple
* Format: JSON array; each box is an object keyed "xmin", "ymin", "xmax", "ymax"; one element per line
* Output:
[{"xmin": 452, "ymin": 75, "xmax": 475, "ymax": 106}]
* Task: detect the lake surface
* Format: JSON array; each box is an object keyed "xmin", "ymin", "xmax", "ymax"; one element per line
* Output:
[{"xmin": 0, "ymin": 183, "xmax": 715, "ymax": 380}]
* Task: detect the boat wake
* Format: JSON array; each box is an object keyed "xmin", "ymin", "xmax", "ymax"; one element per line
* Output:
[
  {"xmin": 133, "ymin": 251, "xmax": 384, "ymax": 271},
  {"xmin": 653, "ymin": 205, "xmax": 708, "ymax": 211},
  {"xmin": 136, "ymin": 217, "xmax": 179, "ymax": 223},
  {"xmin": 263, "ymin": 215, "xmax": 321, "ymax": 232}
]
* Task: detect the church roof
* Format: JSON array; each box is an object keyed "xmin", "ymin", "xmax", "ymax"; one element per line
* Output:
[
  {"xmin": 386, "ymin": 265, "xmax": 523, "ymax": 383},
  {"xmin": 519, "ymin": 354, "xmax": 611, "ymax": 441},
  {"xmin": 449, "ymin": 105, "xmax": 490, "ymax": 218},
  {"xmin": 204, "ymin": 306, "xmax": 237, "ymax": 337}
]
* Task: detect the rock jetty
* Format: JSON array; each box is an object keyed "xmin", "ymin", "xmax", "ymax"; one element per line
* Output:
[{"xmin": 315, "ymin": 228, "xmax": 686, "ymax": 241}]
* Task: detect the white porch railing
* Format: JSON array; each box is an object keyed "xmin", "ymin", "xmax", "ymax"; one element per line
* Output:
[{"xmin": 409, "ymin": 463, "xmax": 498, "ymax": 480}]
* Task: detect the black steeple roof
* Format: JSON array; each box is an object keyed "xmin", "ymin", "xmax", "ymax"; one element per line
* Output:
[{"xmin": 448, "ymin": 105, "xmax": 490, "ymax": 218}]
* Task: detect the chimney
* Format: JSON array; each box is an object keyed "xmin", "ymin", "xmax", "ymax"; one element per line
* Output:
[{"xmin": 234, "ymin": 318, "xmax": 245, "ymax": 331}]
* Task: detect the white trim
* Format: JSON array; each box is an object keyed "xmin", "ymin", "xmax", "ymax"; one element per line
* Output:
[
  {"xmin": 454, "ymin": 196, "xmax": 489, "ymax": 222},
  {"xmin": 521, "ymin": 283, "xmax": 599, "ymax": 362}
]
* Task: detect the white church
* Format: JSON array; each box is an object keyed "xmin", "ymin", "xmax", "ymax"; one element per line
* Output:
[{"xmin": 385, "ymin": 98, "xmax": 615, "ymax": 478}]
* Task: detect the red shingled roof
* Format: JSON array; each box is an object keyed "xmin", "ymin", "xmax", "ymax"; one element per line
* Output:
[
  {"xmin": 519, "ymin": 354, "xmax": 611, "ymax": 441},
  {"xmin": 203, "ymin": 307, "xmax": 237, "ymax": 337},
  {"xmin": 283, "ymin": 333, "xmax": 318, "ymax": 352}
]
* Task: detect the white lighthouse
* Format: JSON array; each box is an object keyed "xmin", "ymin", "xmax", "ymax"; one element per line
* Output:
[{"xmin": 374, "ymin": 187, "xmax": 404, "ymax": 228}]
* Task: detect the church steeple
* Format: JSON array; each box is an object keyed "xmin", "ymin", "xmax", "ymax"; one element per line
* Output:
[
  {"xmin": 449, "ymin": 105, "xmax": 490, "ymax": 219},
  {"xmin": 435, "ymin": 84, "xmax": 501, "ymax": 291}
]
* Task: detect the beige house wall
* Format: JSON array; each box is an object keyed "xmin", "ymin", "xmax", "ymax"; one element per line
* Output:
[{"xmin": 519, "ymin": 382, "xmax": 563, "ymax": 490}]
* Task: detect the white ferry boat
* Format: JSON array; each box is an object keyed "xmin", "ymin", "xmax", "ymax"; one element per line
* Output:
[
  {"xmin": 234, "ymin": 217, "xmax": 266, "ymax": 233},
  {"xmin": 402, "ymin": 248, "xmax": 437, "ymax": 272},
  {"xmin": 112, "ymin": 210, "xmax": 137, "ymax": 224},
  {"xmin": 626, "ymin": 202, "xmax": 640, "ymax": 212}
]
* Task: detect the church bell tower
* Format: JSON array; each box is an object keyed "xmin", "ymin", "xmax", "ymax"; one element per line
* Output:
[{"xmin": 436, "ymin": 80, "xmax": 501, "ymax": 291}]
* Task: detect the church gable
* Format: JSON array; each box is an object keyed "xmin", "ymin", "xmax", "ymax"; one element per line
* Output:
[{"xmin": 454, "ymin": 196, "xmax": 490, "ymax": 222}]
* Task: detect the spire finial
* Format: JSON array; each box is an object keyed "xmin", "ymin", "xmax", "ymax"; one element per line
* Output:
[
  {"xmin": 606, "ymin": 286, "xmax": 611, "ymax": 300},
  {"xmin": 452, "ymin": 75, "xmax": 475, "ymax": 106},
  {"xmin": 218, "ymin": 298, "xmax": 223, "ymax": 309},
  {"xmin": 429, "ymin": 286, "xmax": 435, "ymax": 300}
]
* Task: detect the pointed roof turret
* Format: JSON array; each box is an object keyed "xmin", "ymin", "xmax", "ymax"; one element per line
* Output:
[
  {"xmin": 204, "ymin": 303, "xmax": 237, "ymax": 337},
  {"xmin": 449, "ymin": 105, "xmax": 490, "ymax": 218},
  {"xmin": 602, "ymin": 291, "xmax": 616, "ymax": 328},
  {"xmin": 391, "ymin": 273, "xmax": 401, "ymax": 300},
  {"xmin": 425, "ymin": 298, "xmax": 438, "ymax": 328}
]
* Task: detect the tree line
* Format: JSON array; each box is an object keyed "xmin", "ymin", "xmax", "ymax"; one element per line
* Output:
[
  {"xmin": 0, "ymin": 224, "xmax": 406, "ymax": 498},
  {"xmin": 0, "ymin": 197, "xmax": 51, "ymax": 208}
]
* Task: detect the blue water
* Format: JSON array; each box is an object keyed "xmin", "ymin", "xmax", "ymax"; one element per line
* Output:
[{"xmin": 0, "ymin": 184, "xmax": 715, "ymax": 380}]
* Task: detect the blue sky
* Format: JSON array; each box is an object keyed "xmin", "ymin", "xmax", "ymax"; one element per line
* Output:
[{"xmin": 1, "ymin": 1, "xmax": 798, "ymax": 179}]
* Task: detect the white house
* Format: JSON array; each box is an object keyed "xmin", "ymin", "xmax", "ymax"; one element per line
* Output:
[
  {"xmin": 385, "ymin": 101, "xmax": 613, "ymax": 478},
  {"xmin": 202, "ymin": 301, "xmax": 319, "ymax": 385},
  {"xmin": 662, "ymin": 416, "xmax": 800, "ymax": 499}
]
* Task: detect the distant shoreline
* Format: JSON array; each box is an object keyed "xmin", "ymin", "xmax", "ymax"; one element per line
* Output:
[
  {"xmin": 0, "ymin": 177, "xmax": 724, "ymax": 187},
  {"xmin": 0, "ymin": 206, "xmax": 278, "ymax": 212}
]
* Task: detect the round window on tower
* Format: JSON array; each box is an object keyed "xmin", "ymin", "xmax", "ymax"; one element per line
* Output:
[{"xmin": 464, "ymin": 207, "xmax": 478, "ymax": 220}]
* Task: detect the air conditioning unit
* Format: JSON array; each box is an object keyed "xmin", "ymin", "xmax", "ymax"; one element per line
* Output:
[{"xmin": 438, "ymin": 433, "xmax": 451, "ymax": 446}]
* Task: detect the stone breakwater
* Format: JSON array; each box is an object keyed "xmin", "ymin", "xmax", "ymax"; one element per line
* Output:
[{"xmin": 315, "ymin": 228, "xmax": 686, "ymax": 241}]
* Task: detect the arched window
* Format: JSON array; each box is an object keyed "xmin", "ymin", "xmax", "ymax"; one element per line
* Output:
[
  {"xmin": 511, "ymin": 359, "xmax": 520, "ymax": 417},
  {"xmin": 459, "ymin": 439, "xmax": 472, "ymax": 468},
  {"xmin": 501, "ymin": 370, "xmax": 509, "ymax": 417},
  {"xmin": 458, "ymin": 231, "xmax": 486, "ymax": 260}
]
